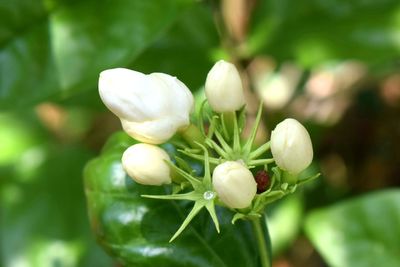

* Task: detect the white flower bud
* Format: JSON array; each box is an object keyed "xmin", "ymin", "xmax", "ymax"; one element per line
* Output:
[
  {"xmin": 205, "ymin": 60, "xmax": 245, "ymax": 112},
  {"xmin": 270, "ymin": 118, "xmax": 313, "ymax": 174},
  {"xmin": 99, "ymin": 68, "xmax": 194, "ymax": 144},
  {"xmin": 121, "ymin": 143, "xmax": 171, "ymax": 185},
  {"xmin": 212, "ymin": 161, "xmax": 257, "ymax": 209}
]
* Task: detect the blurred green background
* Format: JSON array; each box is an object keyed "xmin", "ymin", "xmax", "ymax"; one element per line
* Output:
[{"xmin": 1, "ymin": 0, "xmax": 399, "ymax": 266}]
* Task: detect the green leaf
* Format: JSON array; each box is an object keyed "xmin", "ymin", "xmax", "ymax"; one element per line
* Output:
[
  {"xmin": 0, "ymin": 0, "xmax": 192, "ymax": 109},
  {"xmin": 304, "ymin": 189, "xmax": 400, "ymax": 267},
  {"xmin": 249, "ymin": 0, "xmax": 400, "ymax": 66},
  {"xmin": 84, "ymin": 132, "xmax": 266, "ymax": 267}
]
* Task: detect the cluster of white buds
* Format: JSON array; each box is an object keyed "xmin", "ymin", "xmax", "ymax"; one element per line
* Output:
[{"xmin": 98, "ymin": 59, "xmax": 317, "ymax": 240}]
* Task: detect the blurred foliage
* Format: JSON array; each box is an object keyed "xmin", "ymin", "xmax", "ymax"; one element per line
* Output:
[
  {"xmin": 0, "ymin": 111, "xmax": 113, "ymax": 266},
  {"xmin": 131, "ymin": 3, "xmax": 219, "ymax": 91},
  {"xmin": 249, "ymin": 0, "xmax": 400, "ymax": 66},
  {"xmin": 0, "ymin": 0, "xmax": 192, "ymax": 108},
  {"xmin": 267, "ymin": 194, "xmax": 304, "ymax": 257},
  {"xmin": 305, "ymin": 190, "xmax": 400, "ymax": 267},
  {"xmin": 1, "ymin": 0, "xmax": 400, "ymax": 266}
]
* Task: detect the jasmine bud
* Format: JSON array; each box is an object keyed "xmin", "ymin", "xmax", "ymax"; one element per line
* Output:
[
  {"xmin": 122, "ymin": 143, "xmax": 171, "ymax": 185},
  {"xmin": 212, "ymin": 161, "xmax": 257, "ymax": 209},
  {"xmin": 205, "ymin": 60, "xmax": 245, "ymax": 113},
  {"xmin": 270, "ymin": 118, "xmax": 313, "ymax": 175}
]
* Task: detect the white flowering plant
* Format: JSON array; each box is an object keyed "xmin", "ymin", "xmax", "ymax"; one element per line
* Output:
[{"xmin": 95, "ymin": 60, "xmax": 319, "ymax": 267}]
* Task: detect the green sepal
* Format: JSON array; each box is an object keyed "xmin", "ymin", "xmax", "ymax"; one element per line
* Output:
[
  {"xmin": 248, "ymin": 141, "xmax": 270, "ymax": 160},
  {"xmin": 179, "ymin": 149, "xmax": 221, "ymax": 165},
  {"xmin": 142, "ymin": 191, "xmax": 201, "ymax": 201},
  {"xmin": 220, "ymin": 112, "xmax": 232, "ymax": 142},
  {"xmin": 169, "ymin": 160, "xmax": 202, "ymax": 186},
  {"xmin": 248, "ymin": 158, "xmax": 275, "ymax": 166},
  {"xmin": 205, "ymin": 201, "xmax": 220, "ymax": 233},
  {"xmin": 172, "ymin": 182, "xmax": 191, "ymax": 194},
  {"xmin": 175, "ymin": 156, "xmax": 195, "ymax": 174},
  {"xmin": 242, "ymin": 102, "xmax": 263, "ymax": 154},
  {"xmin": 232, "ymin": 110, "xmax": 241, "ymax": 153},
  {"xmin": 142, "ymin": 146, "xmax": 220, "ymax": 242},
  {"xmin": 297, "ymin": 173, "xmax": 321, "ymax": 186},
  {"xmin": 271, "ymin": 167, "xmax": 282, "ymax": 184},
  {"xmin": 231, "ymin": 213, "xmax": 246, "ymax": 224},
  {"xmin": 231, "ymin": 212, "xmax": 262, "ymax": 224},
  {"xmin": 237, "ymin": 105, "xmax": 247, "ymax": 132},
  {"xmin": 169, "ymin": 201, "xmax": 205, "ymax": 242}
]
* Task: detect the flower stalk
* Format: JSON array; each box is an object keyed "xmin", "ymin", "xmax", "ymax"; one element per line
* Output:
[
  {"xmin": 180, "ymin": 123, "xmax": 205, "ymax": 148},
  {"xmin": 251, "ymin": 216, "xmax": 271, "ymax": 267}
]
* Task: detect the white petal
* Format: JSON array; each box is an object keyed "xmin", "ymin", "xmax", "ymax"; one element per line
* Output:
[
  {"xmin": 121, "ymin": 116, "xmax": 189, "ymax": 145},
  {"xmin": 99, "ymin": 68, "xmax": 194, "ymax": 144},
  {"xmin": 270, "ymin": 118, "xmax": 313, "ymax": 174},
  {"xmin": 122, "ymin": 144, "xmax": 171, "ymax": 185},
  {"xmin": 205, "ymin": 60, "xmax": 245, "ymax": 113},
  {"xmin": 99, "ymin": 68, "xmax": 169, "ymax": 122},
  {"xmin": 212, "ymin": 161, "xmax": 256, "ymax": 209}
]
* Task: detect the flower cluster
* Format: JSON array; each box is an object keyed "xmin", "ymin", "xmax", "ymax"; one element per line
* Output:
[{"xmin": 98, "ymin": 60, "xmax": 318, "ymax": 241}]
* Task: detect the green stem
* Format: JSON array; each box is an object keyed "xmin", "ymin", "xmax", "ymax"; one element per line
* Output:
[
  {"xmin": 282, "ymin": 170, "xmax": 298, "ymax": 185},
  {"xmin": 180, "ymin": 124, "xmax": 205, "ymax": 148},
  {"xmin": 251, "ymin": 217, "xmax": 271, "ymax": 267},
  {"xmin": 221, "ymin": 112, "xmax": 235, "ymax": 141}
]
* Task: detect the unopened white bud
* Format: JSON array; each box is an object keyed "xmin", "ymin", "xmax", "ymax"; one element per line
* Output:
[
  {"xmin": 270, "ymin": 118, "xmax": 313, "ymax": 174},
  {"xmin": 212, "ymin": 161, "xmax": 257, "ymax": 209},
  {"xmin": 121, "ymin": 143, "xmax": 171, "ymax": 185},
  {"xmin": 99, "ymin": 68, "xmax": 194, "ymax": 144},
  {"xmin": 205, "ymin": 60, "xmax": 245, "ymax": 112}
]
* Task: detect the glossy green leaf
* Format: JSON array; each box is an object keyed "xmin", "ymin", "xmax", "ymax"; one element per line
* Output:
[
  {"xmin": 0, "ymin": 0, "xmax": 192, "ymax": 109},
  {"xmin": 84, "ymin": 131, "xmax": 267, "ymax": 267},
  {"xmin": 304, "ymin": 189, "xmax": 400, "ymax": 267},
  {"xmin": 249, "ymin": 0, "xmax": 400, "ymax": 66}
]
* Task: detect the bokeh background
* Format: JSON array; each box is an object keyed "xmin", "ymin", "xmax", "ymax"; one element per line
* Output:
[{"xmin": 1, "ymin": 0, "xmax": 399, "ymax": 266}]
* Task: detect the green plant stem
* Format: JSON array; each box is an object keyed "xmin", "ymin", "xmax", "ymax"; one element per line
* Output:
[
  {"xmin": 251, "ymin": 217, "xmax": 271, "ymax": 267},
  {"xmin": 222, "ymin": 111, "xmax": 235, "ymax": 140},
  {"xmin": 282, "ymin": 171, "xmax": 298, "ymax": 185},
  {"xmin": 180, "ymin": 124, "xmax": 205, "ymax": 148}
]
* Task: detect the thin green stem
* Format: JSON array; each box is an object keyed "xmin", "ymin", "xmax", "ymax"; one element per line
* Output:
[
  {"xmin": 178, "ymin": 149, "xmax": 221, "ymax": 165},
  {"xmin": 251, "ymin": 218, "xmax": 271, "ymax": 267},
  {"xmin": 220, "ymin": 113, "xmax": 231, "ymax": 141},
  {"xmin": 214, "ymin": 129, "xmax": 233, "ymax": 153},
  {"xmin": 248, "ymin": 158, "xmax": 274, "ymax": 166},
  {"xmin": 232, "ymin": 111, "xmax": 241, "ymax": 153},
  {"xmin": 243, "ymin": 102, "xmax": 263, "ymax": 153},
  {"xmin": 248, "ymin": 141, "xmax": 270, "ymax": 160},
  {"xmin": 205, "ymin": 138, "xmax": 229, "ymax": 158}
]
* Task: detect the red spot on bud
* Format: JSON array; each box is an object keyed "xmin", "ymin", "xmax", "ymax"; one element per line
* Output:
[{"xmin": 255, "ymin": 170, "xmax": 270, "ymax": 193}]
